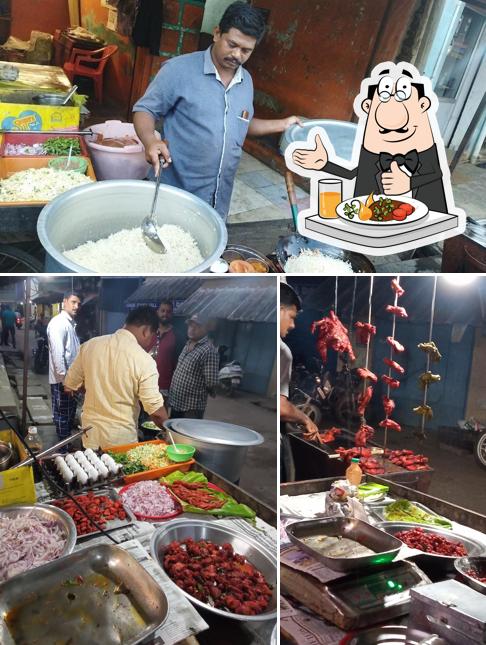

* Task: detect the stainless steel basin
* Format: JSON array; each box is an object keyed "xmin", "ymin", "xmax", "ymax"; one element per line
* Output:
[
  {"xmin": 37, "ymin": 180, "xmax": 228, "ymax": 273},
  {"xmin": 164, "ymin": 418, "xmax": 264, "ymax": 482},
  {"xmin": 150, "ymin": 517, "xmax": 277, "ymax": 621}
]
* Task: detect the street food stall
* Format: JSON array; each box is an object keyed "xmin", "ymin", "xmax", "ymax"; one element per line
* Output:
[
  {"xmin": 282, "ymin": 275, "xmax": 486, "ymax": 487},
  {"xmin": 0, "ymin": 422, "xmax": 277, "ymax": 644},
  {"xmin": 280, "ymin": 274, "xmax": 486, "ymax": 642},
  {"xmin": 280, "ymin": 475, "xmax": 486, "ymax": 644}
]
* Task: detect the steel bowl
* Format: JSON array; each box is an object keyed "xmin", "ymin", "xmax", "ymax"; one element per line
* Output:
[
  {"xmin": 164, "ymin": 418, "xmax": 263, "ymax": 482},
  {"xmin": 37, "ymin": 180, "xmax": 228, "ymax": 273},
  {"xmin": 279, "ymin": 118, "xmax": 358, "ymax": 162},
  {"xmin": 376, "ymin": 522, "xmax": 486, "ymax": 569},
  {"xmin": 0, "ymin": 504, "xmax": 77, "ymax": 578},
  {"xmin": 276, "ymin": 233, "xmax": 375, "ymax": 273},
  {"xmin": 454, "ymin": 556, "xmax": 486, "ymax": 595},
  {"xmin": 150, "ymin": 517, "xmax": 277, "ymax": 622},
  {"xmin": 0, "ymin": 441, "xmax": 12, "ymax": 471}
]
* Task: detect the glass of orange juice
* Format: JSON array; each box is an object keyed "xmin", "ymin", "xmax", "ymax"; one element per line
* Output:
[{"xmin": 318, "ymin": 179, "xmax": 342, "ymax": 219}]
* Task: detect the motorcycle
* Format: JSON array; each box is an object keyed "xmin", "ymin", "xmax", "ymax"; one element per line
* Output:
[
  {"xmin": 218, "ymin": 360, "xmax": 243, "ymax": 396},
  {"xmin": 15, "ymin": 315, "xmax": 22, "ymax": 329},
  {"xmin": 458, "ymin": 418, "xmax": 486, "ymax": 471},
  {"xmin": 289, "ymin": 355, "xmax": 362, "ymax": 432}
]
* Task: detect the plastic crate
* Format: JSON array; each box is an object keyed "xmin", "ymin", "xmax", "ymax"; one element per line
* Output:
[{"xmin": 0, "ymin": 132, "xmax": 89, "ymax": 157}]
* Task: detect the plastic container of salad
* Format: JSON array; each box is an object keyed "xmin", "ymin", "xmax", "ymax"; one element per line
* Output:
[{"xmin": 106, "ymin": 439, "xmax": 195, "ymax": 484}]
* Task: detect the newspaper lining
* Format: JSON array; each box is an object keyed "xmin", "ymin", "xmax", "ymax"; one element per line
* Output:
[{"xmin": 75, "ymin": 537, "xmax": 208, "ymax": 644}]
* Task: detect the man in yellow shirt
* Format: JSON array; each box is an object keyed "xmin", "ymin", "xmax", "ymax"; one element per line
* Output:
[{"xmin": 64, "ymin": 306, "xmax": 168, "ymax": 450}]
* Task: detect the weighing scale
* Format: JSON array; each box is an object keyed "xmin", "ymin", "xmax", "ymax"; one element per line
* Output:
[{"xmin": 281, "ymin": 560, "xmax": 431, "ymax": 631}]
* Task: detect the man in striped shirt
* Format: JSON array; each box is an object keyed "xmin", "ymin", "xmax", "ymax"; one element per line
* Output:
[{"xmin": 47, "ymin": 290, "xmax": 81, "ymax": 443}]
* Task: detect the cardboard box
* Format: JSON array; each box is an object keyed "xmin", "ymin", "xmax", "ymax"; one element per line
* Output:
[
  {"xmin": 0, "ymin": 103, "xmax": 79, "ymax": 131},
  {"xmin": 0, "ymin": 428, "xmax": 36, "ymax": 505}
]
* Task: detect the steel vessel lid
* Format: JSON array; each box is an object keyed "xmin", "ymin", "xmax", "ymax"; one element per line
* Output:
[{"xmin": 164, "ymin": 419, "xmax": 264, "ymax": 447}]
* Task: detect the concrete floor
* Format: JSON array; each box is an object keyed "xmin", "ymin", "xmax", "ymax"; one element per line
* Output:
[
  {"xmin": 381, "ymin": 426, "xmax": 486, "ymax": 515},
  {"xmin": 1, "ymin": 328, "xmax": 277, "ymax": 509},
  {"xmin": 229, "ymin": 152, "xmax": 486, "ymax": 223}
]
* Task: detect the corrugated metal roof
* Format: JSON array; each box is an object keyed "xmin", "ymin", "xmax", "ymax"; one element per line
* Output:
[
  {"xmin": 287, "ymin": 276, "xmax": 486, "ymax": 325},
  {"xmin": 126, "ymin": 278, "xmax": 203, "ymax": 303},
  {"xmin": 174, "ymin": 285, "xmax": 276, "ymax": 323}
]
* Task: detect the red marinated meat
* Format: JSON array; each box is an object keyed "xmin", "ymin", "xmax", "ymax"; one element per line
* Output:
[
  {"xmin": 357, "ymin": 367, "xmax": 378, "ymax": 383},
  {"xmin": 357, "ymin": 386, "xmax": 373, "ymax": 416},
  {"xmin": 359, "ymin": 456, "xmax": 385, "ymax": 475},
  {"xmin": 386, "ymin": 337, "xmax": 405, "ymax": 353},
  {"xmin": 170, "ymin": 481, "xmax": 225, "ymax": 510},
  {"xmin": 382, "ymin": 396, "xmax": 395, "ymax": 416},
  {"xmin": 395, "ymin": 528, "xmax": 467, "ymax": 556},
  {"xmin": 379, "ymin": 418, "xmax": 402, "ymax": 432},
  {"xmin": 386, "ymin": 450, "xmax": 429, "ymax": 470},
  {"xmin": 354, "ymin": 321, "xmax": 376, "ymax": 345},
  {"xmin": 383, "ymin": 357, "xmax": 405, "ymax": 374},
  {"xmin": 311, "ymin": 310, "xmax": 356, "ymax": 363},
  {"xmin": 381, "ymin": 374, "xmax": 400, "ymax": 389},
  {"xmin": 336, "ymin": 446, "xmax": 372, "ymax": 462},
  {"xmin": 318, "ymin": 427, "xmax": 341, "ymax": 443},
  {"xmin": 354, "ymin": 424, "xmax": 375, "ymax": 447},
  {"xmin": 163, "ymin": 538, "xmax": 273, "ymax": 615},
  {"xmin": 385, "ymin": 305, "xmax": 408, "ymax": 318},
  {"xmin": 391, "ymin": 279, "xmax": 405, "ymax": 297}
]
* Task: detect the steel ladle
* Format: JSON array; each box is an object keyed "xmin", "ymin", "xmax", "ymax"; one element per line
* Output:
[{"xmin": 142, "ymin": 155, "xmax": 167, "ymax": 254}]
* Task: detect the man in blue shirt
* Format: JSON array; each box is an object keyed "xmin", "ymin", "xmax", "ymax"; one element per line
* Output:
[
  {"xmin": 133, "ymin": 1, "xmax": 301, "ymax": 220},
  {"xmin": 1, "ymin": 305, "xmax": 17, "ymax": 348}
]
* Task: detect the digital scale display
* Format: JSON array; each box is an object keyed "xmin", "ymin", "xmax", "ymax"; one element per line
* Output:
[{"xmin": 328, "ymin": 562, "xmax": 426, "ymax": 612}]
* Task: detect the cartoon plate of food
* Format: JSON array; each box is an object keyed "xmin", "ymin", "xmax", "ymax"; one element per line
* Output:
[{"xmin": 336, "ymin": 193, "xmax": 429, "ymax": 226}]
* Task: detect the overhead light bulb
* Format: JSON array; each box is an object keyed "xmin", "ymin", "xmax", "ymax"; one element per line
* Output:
[{"xmin": 442, "ymin": 275, "xmax": 477, "ymax": 286}]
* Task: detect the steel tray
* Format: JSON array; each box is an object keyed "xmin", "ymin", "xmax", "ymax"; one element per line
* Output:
[
  {"xmin": 151, "ymin": 517, "xmax": 277, "ymax": 622},
  {"xmin": 0, "ymin": 544, "xmax": 168, "ymax": 645},
  {"xmin": 49, "ymin": 487, "xmax": 137, "ymax": 539},
  {"xmin": 376, "ymin": 522, "xmax": 486, "ymax": 561},
  {"xmin": 285, "ymin": 517, "xmax": 402, "ymax": 572}
]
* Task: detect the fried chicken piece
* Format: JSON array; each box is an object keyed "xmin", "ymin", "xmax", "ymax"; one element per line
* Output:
[
  {"xmin": 418, "ymin": 341, "xmax": 442, "ymax": 362},
  {"xmin": 413, "ymin": 404, "xmax": 433, "ymax": 420},
  {"xmin": 419, "ymin": 371, "xmax": 441, "ymax": 388}
]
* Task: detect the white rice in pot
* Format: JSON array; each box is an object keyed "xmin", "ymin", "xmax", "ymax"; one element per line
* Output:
[
  {"xmin": 284, "ymin": 249, "xmax": 354, "ymax": 274},
  {"xmin": 63, "ymin": 224, "xmax": 204, "ymax": 272}
]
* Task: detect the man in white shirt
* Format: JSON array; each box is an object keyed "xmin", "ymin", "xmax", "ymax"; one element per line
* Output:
[{"xmin": 47, "ymin": 290, "xmax": 81, "ymax": 443}]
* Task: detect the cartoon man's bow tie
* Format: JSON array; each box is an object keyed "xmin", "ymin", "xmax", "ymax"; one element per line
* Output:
[{"xmin": 379, "ymin": 150, "xmax": 419, "ymax": 174}]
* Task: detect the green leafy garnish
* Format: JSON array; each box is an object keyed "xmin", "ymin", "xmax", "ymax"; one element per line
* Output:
[
  {"xmin": 160, "ymin": 470, "xmax": 256, "ymax": 520},
  {"xmin": 43, "ymin": 137, "xmax": 81, "ymax": 156},
  {"xmin": 343, "ymin": 202, "xmax": 358, "ymax": 219},
  {"xmin": 384, "ymin": 499, "xmax": 452, "ymax": 528}
]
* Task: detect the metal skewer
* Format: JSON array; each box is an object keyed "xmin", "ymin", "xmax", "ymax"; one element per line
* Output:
[
  {"xmin": 12, "ymin": 426, "xmax": 92, "ymax": 468},
  {"xmin": 0, "ymin": 129, "xmax": 94, "ymax": 136}
]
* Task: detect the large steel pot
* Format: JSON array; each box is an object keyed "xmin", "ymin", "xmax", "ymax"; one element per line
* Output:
[
  {"xmin": 37, "ymin": 180, "xmax": 227, "ymax": 273},
  {"xmin": 163, "ymin": 419, "xmax": 263, "ymax": 482}
]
